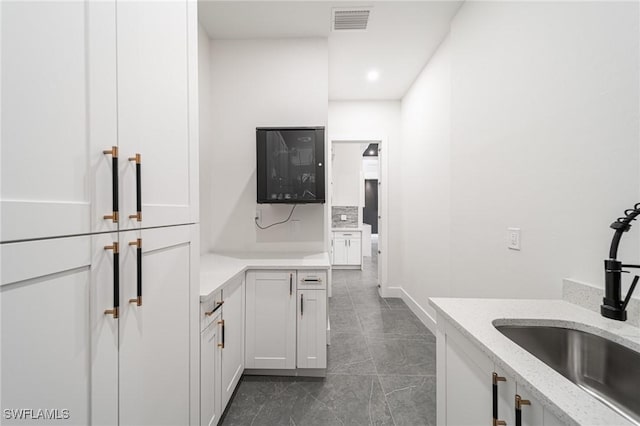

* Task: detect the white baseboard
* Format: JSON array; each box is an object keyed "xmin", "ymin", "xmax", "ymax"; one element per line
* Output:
[{"xmin": 399, "ymin": 288, "xmax": 437, "ymax": 334}]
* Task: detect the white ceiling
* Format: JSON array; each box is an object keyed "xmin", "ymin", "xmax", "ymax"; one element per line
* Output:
[{"xmin": 198, "ymin": 1, "xmax": 462, "ymax": 100}]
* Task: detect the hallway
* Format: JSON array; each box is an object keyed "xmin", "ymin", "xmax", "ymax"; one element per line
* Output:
[{"xmin": 221, "ymin": 244, "xmax": 436, "ymax": 425}]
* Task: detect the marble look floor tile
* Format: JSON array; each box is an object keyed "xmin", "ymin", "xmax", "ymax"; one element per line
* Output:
[
  {"xmin": 357, "ymin": 309, "xmax": 430, "ymax": 338},
  {"xmin": 329, "ymin": 308, "xmax": 362, "ymax": 333},
  {"xmin": 366, "ymin": 337, "xmax": 436, "ymax": 376},
  {"xmin": 379, "ymin": 376, "xmax": 436, "ymax": 426},
  {"xmin": 220, "ymin": 377, "xmax": 298, "ymax": 425},
  {"xmin": 331, "ymin": 285, "xmax": 350, "ymax": 297},
  {"xmin": 296, "ymin": 375, "xmax": 394, "ymax": 425},
  {"xmin": 329, "ymin": 294, "xmax": 354, "ymax": 310},
  {"xmin": 327, "ymin": 332, "xmax": 376, "ymax": 375}
]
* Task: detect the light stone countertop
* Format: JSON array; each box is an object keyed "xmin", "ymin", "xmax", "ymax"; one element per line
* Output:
[
  {"xmin": 200, "ymin": 252, "xmax": 330, "ymax": 301},
  {"xmin": 429, "ymin": 298, "xmax": 640, "ymax": 426},
  {"xmin": 332, "ymin": 227, "xmax": 363, "ymax": 232}
]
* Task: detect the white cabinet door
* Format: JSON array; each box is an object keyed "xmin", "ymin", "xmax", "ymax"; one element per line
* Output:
[
  {"xmin": 0, "ymin": 234, "xmax": 118, "ymax": 425},
  {"xmin": 200, "ymin": 312, "xmax": 222, "ymax": 426},
  {"xmin": 221, "ymin": 277, "xmax": 244, "ymax": 409},
  {"xmin": 332, "ymin": 237, "xmax": 348, "ymax": 264},
  {"xmin": 347, "ymin": 238, "xmax": 362, "ymax": 266},
  {"xmin": 297, "ymin": 289, "xmax": 327, "ymax": 369},
  {"xmin": 245, "ymin": 271, "xmax": 296, "ymax": 369},
  {"xmin": 1, "ymin": 1, "xmax": 117, "ymax": 242},
  {"xmin": 444, "ymin": 335, "xmax": 493, "ymax": 425},
  {"xmin": 116, "ymin": 0, "xmax": 198, "ymax": 230},
  {"xmin": 119, "ymin": 225, "xmax": 195, "ymax": 425}
]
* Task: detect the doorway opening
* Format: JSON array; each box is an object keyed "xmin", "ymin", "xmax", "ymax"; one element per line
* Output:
[{"xmin": 328, "ymin": 138, "xmax": 387, "ymax": 295}]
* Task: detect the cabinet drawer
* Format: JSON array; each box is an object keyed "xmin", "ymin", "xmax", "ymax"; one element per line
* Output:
[
  {"xmin": 298, "ymin": 270, "xmax": 327, "ymax": 290},
  {"xmin": 200, "ymin": 289, "xmax": 223, "ymax": 331},
  {"xmin": 334, "ymin": 231, "xmax": 361, "ymax": 240}
]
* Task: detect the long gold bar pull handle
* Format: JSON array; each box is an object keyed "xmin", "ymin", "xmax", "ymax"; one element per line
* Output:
[
  {"xmin": 492, "ymin": 372, "xmax": 507, "ymax": 426},
  {"xmin": 515, "ymin": 395, "xmax": 531, "ymax": 426},
  {"xmin": 218, "ymin": 320, "xmax": 225, "ymax": 348},
  {"xmin": 128, "ymin": 239, "xmax": 142, "ymax": 306},
  {"xmin": 128, "ymin": 153, "xmax": 142, "ymax": 221},
  {"xmin": 104, "ymin": 242, "xmax": 119, "ymax": 318},
  {"xmin": 103, "ymin": 146, "xmax": 119, "ymax": 223}
]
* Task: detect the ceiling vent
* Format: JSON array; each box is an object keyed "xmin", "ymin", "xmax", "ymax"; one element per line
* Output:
[{"xmin": 332, "ymin": 7, "xmax": 372, "ymax": 31}]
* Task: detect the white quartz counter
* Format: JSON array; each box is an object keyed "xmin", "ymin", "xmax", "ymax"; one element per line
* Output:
[
  {"xmin": 429, "ymin": 298, "xmax": 640, "ymax": 426},
  {"xmin": 200, "ymin": 252, "xmax": 330, "ymax": 301},
  {"xmin": 331, "ymin": 227, "xmax": 362, "ymax": 232}
]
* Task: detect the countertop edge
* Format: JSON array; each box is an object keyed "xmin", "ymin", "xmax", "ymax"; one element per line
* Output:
[
  {"xmin": 429, "ymin": 297, "xmax": 638, "ymax": 426},
  {"xmin": 199, "ymin": 253, "xmax": 331, "ymax": 301}
]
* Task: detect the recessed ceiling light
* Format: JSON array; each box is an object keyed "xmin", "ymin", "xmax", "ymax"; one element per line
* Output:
[
  {"xmin": 367, "ymin": 70, "xmax": 379, "ymax": 81},
  {"xmin": 369, "ymin": 150, "xmax": 375, "ymax": 155}
]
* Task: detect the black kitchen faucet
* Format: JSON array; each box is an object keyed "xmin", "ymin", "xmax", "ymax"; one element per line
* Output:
[{"xmin": 601, "ymin": 203, "xmax": 640, "ymax": 321}]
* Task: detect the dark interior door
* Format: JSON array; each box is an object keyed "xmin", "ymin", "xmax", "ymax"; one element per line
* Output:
[{"xmin": 363, "ymin": 179, "xmax": 378, "ymax": 234}]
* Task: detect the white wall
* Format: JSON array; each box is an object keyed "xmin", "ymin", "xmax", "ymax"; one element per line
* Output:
[
  {"xmin": 328, "ymin": 101, "xmax": 401, "ymax": 290},
  {"xmin": 400, "ymin": 1, "xmax": 640, "ymax": 322},
  {"xmin": 400, "ymin": 36, "xmax": 451, "ymax": 319},
  {"xmin": 198, "ymin": 25, "xmax": 212, "ymax": 254},
  {"xmin": 332, "ymin": 143, "xmax": 363, "ymax": 207},
  {"xmin": 202, "ymin": 38, "xmax": 328, "ymax": 253}
]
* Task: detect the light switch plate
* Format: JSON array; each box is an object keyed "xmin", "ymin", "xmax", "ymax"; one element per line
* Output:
[
  {"xmin": 340, "ymin": 214, "xmax": 347, "ymax": 221},
  {"xmin": 508, "ymin": 228, "xmax": 521, "ymax": 250}
]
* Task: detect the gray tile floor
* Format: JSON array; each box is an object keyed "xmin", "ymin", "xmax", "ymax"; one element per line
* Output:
[{"xmin": 221, "ymin": 242, "xmax": 436, "ymax": 426}]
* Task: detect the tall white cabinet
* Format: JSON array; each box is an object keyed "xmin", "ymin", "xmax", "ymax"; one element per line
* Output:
[{"xmin": 0, "ymin": 1, "xmax": 200, "ymax": 425}]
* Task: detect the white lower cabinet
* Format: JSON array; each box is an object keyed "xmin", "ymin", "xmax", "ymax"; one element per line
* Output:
[
  {"xmin": 245, "ymin": 271, "xmax": 297, "ymax": 369},
  {"xmin": 200, "ymin": 310, "xmax": 222, "ymax": 426},
  {"xmin": 199, "ymin": 275, "xmax": 244, "ymax": 426},
  {"xmin": 245, "ymin": 270, "xmax": 327, "ymax": 371},
  {"xmin": 437, "ymin": 316, "xmax": 566, "ymax": 426},
  {"xmin": 0, "ymin": 225, "xmax": 197, "ymax": 426},
  {"xmin": 331, "ymin": 232, "xmax": 362, "ymax": 266},
  {"xmin": 297, "ymin": 289, "xmax": 327, "ymax": 369},
  {"xmin": 119, "ymin": 226, "xmax": 194, "ymax": 426},
  {"xmin": 1, "ymin": 234, "xmax": 111, "ymax": 425},
  {"xmin": 220, "ymin": 277, "xmax": 244, "ymax": 409}
]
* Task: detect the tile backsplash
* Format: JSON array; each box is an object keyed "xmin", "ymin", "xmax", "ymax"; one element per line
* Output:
[{"xmin": 332, "ymin": 206, "xmax": 358, "ymax": 228}]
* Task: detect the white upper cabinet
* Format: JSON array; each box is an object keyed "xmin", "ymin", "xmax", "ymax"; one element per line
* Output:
[
  {"xmin": 0, "ymin": 0, "xmax": 199, "ymax": 242},
  {"xmin": 116, "ymin": 0, "xmax": 199, "ymax": 230},
  {"xmin": 1, "ymin": 1, "xmax": 118, "ymax": 242}
]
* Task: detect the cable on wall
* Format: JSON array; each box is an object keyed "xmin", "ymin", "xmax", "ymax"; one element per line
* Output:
[{"xmin": 255, "ymin": 205, "xmax": 297, "ymax": 230}]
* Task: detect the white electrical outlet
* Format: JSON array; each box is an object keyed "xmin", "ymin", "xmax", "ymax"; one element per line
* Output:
[
  {"xmin": 508, "ymin": 228, "xmax": 521, "ymax": 250},
  {"xmin": 291, "ymin": 219, "xmax": 301, "ymax": 234},
  {"xmin": 341, "ymin": 214, "xmax": 347, "ymax": 221},
  {"xmin": 255, "ymin": 209, "xmax": 262, "ymax": 225}
]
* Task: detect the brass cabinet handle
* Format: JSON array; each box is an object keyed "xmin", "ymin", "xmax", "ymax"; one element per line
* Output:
[
  {"xmin": 103, "ymin": 146, "xmax": 119, "ymax": 223},
  {"xmin": 218, "ymin": 320, "xmax": 225, "ymax": 348},
  {"xmin": 128, "ymin": 153, "xmax": 142, "ymax": 221},
  {"xmin": 128, "ymin": 239, "xmax": 142, "ymax": 306},
  {"xmin": 104, "ymin": 242, "xmax": 119, "ymax": 318},
  {"xmin": 205, "ymin": 300, "xmax": 224, "ymax": 317},
  {"xmin": 492, "ymin": 373, "xmax": 507, "ymax": 426},
  {"xmin": 515, "ymin": 394, "xmax": 531, "ymax": 426}
]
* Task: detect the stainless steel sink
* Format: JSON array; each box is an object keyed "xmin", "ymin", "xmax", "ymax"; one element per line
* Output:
[{"xmin": 495, "ymin": 325, "xmax": 640, "ymax": 424}]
